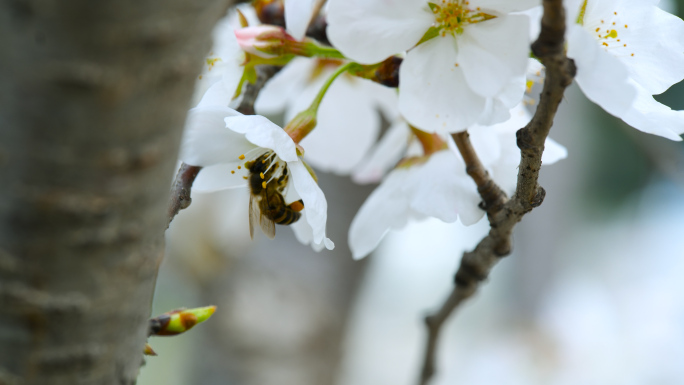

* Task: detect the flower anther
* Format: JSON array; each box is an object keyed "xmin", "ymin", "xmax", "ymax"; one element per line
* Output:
[{"xmin": 429, "ymin": 0, "xmax": 495, "ymax": 37}]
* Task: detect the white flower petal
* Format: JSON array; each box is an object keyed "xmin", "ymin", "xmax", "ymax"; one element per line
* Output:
[
  {"xmin": 621, "ymin": 82, "xmax": 684, "ymax": 141},
  {"xmin": 595, "ymin": 4, "xmax": 684, "ymax": 95},
  {"xmin": 525, "ymin": 5, "xmax": 543, "ymax": 41},
  {"xmin": 291, "ymin": 211, "xmax": 335, "ymax": 251},
  {"xmin": 475, "ymin": 72, "xmax": 527, "ymax": 126},
  {"xmin": 180, "ymin": 107, "xmax": 253, "ymax": 166},
  {"xmin": 348, "ymin": 170, "xmax": 411, "ymax": 259},
  {"xmin": 193, "ymin": 18, "xmax": 245, "ymax": 107},
  {"xmin": 472, "ymin": 0, "xmax": 541, "ymax": 13},
  {"xmin": 371, "ymin": 83, "xmax": 401, "ymax": 122},
  {"xmin": 255, "ymin": 58, "xmax": 311, "ymax": 113},
  {"xmin": 568, "ymin": 25, "xmax": 637, "ymax": 117},
  {"xmin": 224, "ymin": 115, "xmax": 299, "ymax": 161},
  {"xmin": 399, "ymin": 36, "xmax": 486, "ymax": 133},
  {"xmin": 327, "ymin": 0, "xmax": 434, "ymax": 64},
  {"xmin": 192, "ymin": 163, "xmax": 249, "ymax": 192},
  {"xmin": 197, "ymin": 80, "xmax": 237, "ymax": 108},
  {"xmin": 458, "ymin": 14, "xmax": 531, "ymax": 97},
  {"xmin": 285, "ymin": 0, "xmax": 316, "ymax": 40},
  {"xmin": 353, "ymin": 120, "xmax": 412, "ymax": 184},
  {"xmin": 408, "ymin": 151, "xmax": 483, "ymax": 225},
  {"xmin": 288, "ymin": 161, "xmax": 331, "ymax": 245},
  {"xmin": 542, "ymin": 137, "xmax": 568, "ymax": 165}
]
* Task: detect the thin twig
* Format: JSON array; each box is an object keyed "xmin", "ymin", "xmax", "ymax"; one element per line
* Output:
[
  {"xmin": 236, "ymin": 65, "xmax": 282, "ymax": 115},
  {"xmin": 452, "ymin": 132, "xmax": 507, "ymax": 212},
  {"xmin": 166, "ymin": 65, "xmax": 282, "ymax": 228},
  {"xmin": 167, "ymin": 164, "xmax": 202, "ymax": 229},
  {"xmin": 418, "ymin": 1, "xmax": 576, "ymax": 384}
]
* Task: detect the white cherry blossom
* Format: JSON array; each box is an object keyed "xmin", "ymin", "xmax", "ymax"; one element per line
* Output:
[
  {"xmin": 180, "ymin": 105, "xmax": 334, "ymax": 251},
  {"xmin": 565, "ymin": 0, "xmax": 684, "ymax": 140},
  {"xmin": 327, "ymin": 0, "xmax": 540, "ymax": 132},
  {"xmin": 256, "ymin": 57, "xmax": 398, "ymax": 174},
  {"xmin": 285, "ymin": 0, "xmax": 318, "ymax": 40},
  {"xmin": 193, "ymin": 18, "xmax": 245, "ymax": 107},
  {"xmin": 349, "ymin": 105, "xmax": 567, "ymax": 259}
]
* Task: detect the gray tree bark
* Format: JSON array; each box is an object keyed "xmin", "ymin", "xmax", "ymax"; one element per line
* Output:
[{"xmin": 0, "ymin": 1, "xmax": 229, "ymax": 384}]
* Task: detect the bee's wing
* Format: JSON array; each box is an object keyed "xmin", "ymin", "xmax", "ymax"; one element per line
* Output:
[
  {"xmin": 249, "ymin": 195, "xmax": 259, "ymax": 240},
  {"xmin": 259, "ymin": 207, "xmax": 276, "ymax": 240}
]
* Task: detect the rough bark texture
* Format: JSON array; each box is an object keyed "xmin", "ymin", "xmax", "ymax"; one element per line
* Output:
[{"xmin": 0, "ymin": 1, "xmax": 229, "ymax": 384}]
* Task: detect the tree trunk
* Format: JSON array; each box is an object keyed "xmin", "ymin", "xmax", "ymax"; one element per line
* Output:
[{"xmin": 0, "ymin": 1, "xmax": 229, "ymax": 383}]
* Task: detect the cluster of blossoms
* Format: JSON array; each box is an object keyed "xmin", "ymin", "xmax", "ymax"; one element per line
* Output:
[{"xmin": 178, "ymin": 0, "xmax": 684, "ymax": 258}]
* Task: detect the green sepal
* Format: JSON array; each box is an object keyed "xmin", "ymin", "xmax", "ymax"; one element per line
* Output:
[{"xmin": 417, "ymin": 26, "xmax": 442, "ymax": 45}]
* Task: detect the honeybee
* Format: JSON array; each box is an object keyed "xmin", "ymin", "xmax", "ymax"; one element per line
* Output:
[{"xmin": 247, "ymin": 152, "xmax": 305, "ymax": 239}]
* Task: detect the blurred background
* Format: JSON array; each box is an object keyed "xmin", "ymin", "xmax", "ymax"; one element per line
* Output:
[{"xmin": 139, "ymin": 1, "xmax": 684, "ymax": 384}]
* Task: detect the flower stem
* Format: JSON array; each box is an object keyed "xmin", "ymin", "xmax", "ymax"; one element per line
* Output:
[
  {"xmin": 306, "ymin": 43, "xmax": 346, "ymax": 59},
  {"xmin": 309, "ymin": 62, "xmax": 355, "ymax": 112},
  {"xmin": 285, "ymin": 62, "xmax": 356, "ymax": 143}
]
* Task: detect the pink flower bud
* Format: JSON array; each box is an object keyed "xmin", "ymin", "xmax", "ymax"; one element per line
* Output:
[{"xmin": 234, "ymin": 25, "xmax": 295, "ymax": 58}]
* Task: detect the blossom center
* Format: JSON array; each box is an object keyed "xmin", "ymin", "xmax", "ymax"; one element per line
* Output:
[
  {"xmin": 429, "ymin": 1, "xmax": 495, "ymax": 36},
  {"xmin": 577, "ymin": 2, "xmax": 635, "ymax": 58}
]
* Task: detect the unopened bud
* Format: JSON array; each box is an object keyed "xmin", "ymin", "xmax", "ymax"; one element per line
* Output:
[
  {"xmin": 143, "ymin": 343, "xmax": 158, "ymax": 356},
  {"xmin": 235, "ymin": 26, "xmax": 299, "ymax": 59},
  {"xmin": 149, "ymin": 305, "xmax": 216, "ymax": 336}
]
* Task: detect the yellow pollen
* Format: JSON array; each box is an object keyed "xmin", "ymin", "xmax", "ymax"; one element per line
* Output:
[
  {"xmin": 625, "ymin": 24, "xmax": 628, "ymax": 28},
  {"xmin": 601, "ymin": 20, "xmax": 604, "ymax": 23},
  {"xmin": 602, "ymin": 42, "xmax": 609, "ymax": 46},
  {"xmin": 595, "ymin": 27, "xmax": 600, "ymax": 32},
  {"xmin": 237, "ymin": 165, "xmax": 241, "ymax": 169},
  {"xmin": 631, "ymin": 53, "xmax": 635, "ymax": 56},
  {"xmin": 431, "ymin": 1, "xmax": 494, "ymax": 36},
  {"xmin": 624, "ymin": 44, "xmax": 627, "ymax": 47},
  {"xmin": 614, "ymin": 11, "xmax": 617, "ymax": 15},
  {"xmin": 198, "ymin": 75, "xmax": 203, "ymax": 79},
  {"xmin": 243, "ymin": 176, "xmax": 248, "ymax": 180},
  {"xmin": 260, "ymin": 172, "xmax": 265, "ymax": 179},
  {"xmin": 612, "ymin": 22, "xmax": 616, "ymax": 25},
  {"xmin": 238, "ymin": 154, "xmax": 245, "ymax": 160},
  {"xmin": 231, "ymin": 170, "xmax": 235, "ymax": 174},
  {"xmin": 262, "ymin": 181, "xmax": 267, "ymax": 188}
]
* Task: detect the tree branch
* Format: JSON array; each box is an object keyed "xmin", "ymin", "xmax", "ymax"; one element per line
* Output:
[
  {"xmin": 418, "ymin": 1, "xmax": 576, "ymax": 383},
  {"xmin": 166, "ymin": 65, "xmax": 282, "ymax": 228},
  {"xmin": 452, "ymin": 132, "xmax": 507, "ymax": 212}
]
